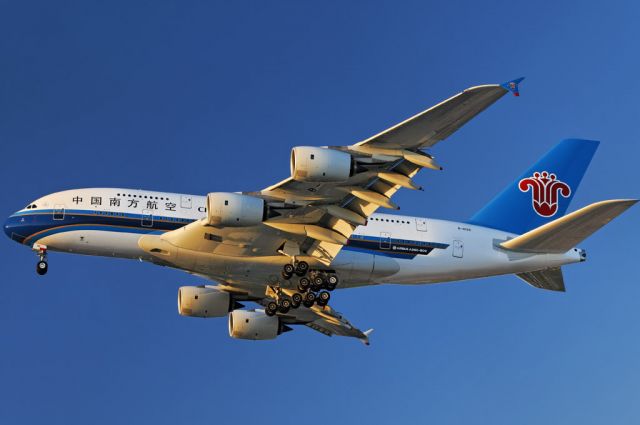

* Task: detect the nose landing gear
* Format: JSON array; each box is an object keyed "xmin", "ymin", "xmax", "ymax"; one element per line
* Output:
[{"xmin": 33, "ymin": 244, "xmax": 48, "ymax": 276}]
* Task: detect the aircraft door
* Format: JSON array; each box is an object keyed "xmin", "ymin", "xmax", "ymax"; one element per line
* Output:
[
  {"xmin": 53, "ymin": 204, "xmax": 65, "ymax": 221},
  {"xmin": 380, "ymin": 232, "xmax": 391, "ymax": 249},
  {"xmin": 416, "ymin": 218, "xmax": 427, "ymax": 232},
  {"xmin": 142, "ymin": 209, "xmax": 153, "ymax": 227},
  {"xmin": 181, "ymin": 195, "xmax": 192, "ymax": 209},
  {"xmin": 453, "ymin": 240, "xmax": 464, "ymax": 258}
]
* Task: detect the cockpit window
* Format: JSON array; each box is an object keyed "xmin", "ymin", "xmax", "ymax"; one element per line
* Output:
[{"xmin": 25, "ymin": 204, "xmax": 37, "ymax": 210}]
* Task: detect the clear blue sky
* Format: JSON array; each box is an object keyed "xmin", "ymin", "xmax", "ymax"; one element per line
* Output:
[{"xmin": 1, "ymin": 1, "xmax": 639, "ymax": 424}]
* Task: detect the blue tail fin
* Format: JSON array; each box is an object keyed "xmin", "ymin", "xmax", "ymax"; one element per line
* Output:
[{"xmin": 468, "ymin": 139, "xmax": 599, "ymax": 234}]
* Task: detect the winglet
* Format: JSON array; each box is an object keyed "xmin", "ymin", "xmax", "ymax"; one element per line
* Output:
[
  {"xmin": 360, "ymin": 328, "xmax": 374, "ymax": 346},
  {"xmin": 501, "ymin": 77, "xmax": 525, "ymax": 96}
]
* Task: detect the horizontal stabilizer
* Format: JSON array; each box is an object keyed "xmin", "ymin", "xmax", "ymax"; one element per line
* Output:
[
  {"xmin": 501, "ymin": 199, "xmax": 637, "ymax": 253},
  {"xmin": 516, "ymin": 267, "xmax": 565, "ymax": 292}
]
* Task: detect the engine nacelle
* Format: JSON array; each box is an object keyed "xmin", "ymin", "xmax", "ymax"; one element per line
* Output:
[
  {"xmin": 178, "ymin": 286, "xmax": 231, "ymax": 318},
  {"xmin": 206, "ymin": 192, "xmax": 266, "ymax": 227},
  {"xmin": 290, "ymin": 146, "xmax": 354, "ymax": 182},
  {"xmin": 228, "ymin": 310, "xmax": 283, "ymax": 340}
]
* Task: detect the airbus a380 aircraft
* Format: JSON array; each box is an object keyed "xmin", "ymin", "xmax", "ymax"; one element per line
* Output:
[{"xmin": 4, "ymin": 78, "xmax": 636, "ymax": 344}]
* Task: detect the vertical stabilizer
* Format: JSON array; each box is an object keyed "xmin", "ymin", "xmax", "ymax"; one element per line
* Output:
[{"xmin": 468, "ymin": 139, "xmax": 599, "ymax": 234}]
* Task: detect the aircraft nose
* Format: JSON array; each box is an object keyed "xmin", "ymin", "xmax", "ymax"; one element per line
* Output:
[
  {"xmin": 4, "ymin": 213, "xmax": 26, "ymax": 244},
  {"xmin": 3, "ymin": 215, "xmax": 12, "ymax": 239}
]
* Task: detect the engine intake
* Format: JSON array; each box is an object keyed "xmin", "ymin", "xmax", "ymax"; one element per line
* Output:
[
  {"xmin": 178, "ymin": 286, "xmax": 231, "ymax": 318},
  {"xmin": 206, "ymin": 192, "xmax": 266, "ymax": 227},
  {"xmin": 290, "ymin": 146, "xmax": 354, "ymax": 182},
  {"xmin": 228, "ymin": 310, "xmax": 291, "ymax": 340}
]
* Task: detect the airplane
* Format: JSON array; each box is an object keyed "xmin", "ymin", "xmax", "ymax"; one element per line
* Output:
[{"xmin": 3, "ymin": 78, "xmax": 636, "ymax": 345}]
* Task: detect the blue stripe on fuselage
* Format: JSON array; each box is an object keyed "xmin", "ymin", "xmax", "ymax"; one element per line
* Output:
[
  {"xmin": 5, "ymin": 210, "xmax": 450, "ymax": 259},
  {"xmin": 5, "ymin": 209, "xmax": 191, "ymax": 245},
  {"xmin": 345, "ymin": 234, "xmax": 449, "ymax": 258}
]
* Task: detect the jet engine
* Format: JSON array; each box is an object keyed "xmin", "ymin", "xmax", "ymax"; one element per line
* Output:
[
  {"xmin": 178, "ymin": 286, "xmax": 232, "ymax": 318},
  {"xmin": 290, "ymin": 146, "xmax": 354, "ymax": 182},
  {"xmin": 228, "ymin": 310, "xmax": 291, "ymax": 340},
  {"xmin": 206, "ymin": 192, "xmax": 266, "ymax": 227}
]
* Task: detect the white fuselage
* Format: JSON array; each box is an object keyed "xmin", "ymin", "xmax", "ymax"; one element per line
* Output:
[{"xmin": 4, "ymin": 188, "xmax": 584, "ymax": 288}]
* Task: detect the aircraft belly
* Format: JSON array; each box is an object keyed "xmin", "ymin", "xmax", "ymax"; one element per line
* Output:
[
  {"xmin": 38, "ymin": 230, "xmax": 150, "ymax": 260},
  {"xmin": 331, "ymin": 250, "xmax": 374, "ymax": 288}
]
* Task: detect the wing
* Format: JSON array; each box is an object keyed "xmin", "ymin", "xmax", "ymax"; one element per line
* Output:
[
  {"xmin": 204, "ymin": 282, "xmax": 373, "ymax": 343},
  {"xmin": 354, "ymin": 82, "xmax": 517, "ymax": 150},
  {"xmin": 141, "ymin": 79, "xmax": 521, "ymax": 272},
  {"xmin": 255, "ymin": 80, "xmax": 520, "ymax": 264},
  {"xmin": 261, "ymin": 287, "xmax": 373, "ymax": 344}
]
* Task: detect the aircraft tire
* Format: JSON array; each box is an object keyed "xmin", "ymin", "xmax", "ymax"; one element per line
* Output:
[
  {"xmin": 318, "ymin": 291, "xmax": 330, "ymax": 303},
  {"xmin": 295, "ymin": 261, "xmax": 309, "ymax": 276},
  {"xmin": 36, "ymin": 261, "xmax": 48, "ymax": 276},
  {"xmin": 266, "ymin": 301, "xmax": 278, "ymax": 316},
  {"xmin": 278, "ymin": 299, "xmax": 291, "ymax": 314},
  {"xmin": 283, "ymin": 264, "xmax": 295, "ymax": 276},
  {"xmin": 291, "ymin": 293, "xmax": 303, "ymax": 308},
  {"xmin": 297, "ymin": 277, "xmax": 310, "ymax": 292}
]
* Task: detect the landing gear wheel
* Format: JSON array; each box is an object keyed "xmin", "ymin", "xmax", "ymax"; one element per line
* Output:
[
  {"xmin": 36, "ymin": 261, "xmax": 48, "ymax": 276},
  {"xmin": 311, "ymin": 276, "xmax": 324, "ymax": 292},
  {"xmin": 278, "ymin": 299, "xmax": 291, "ymax": 314},
  {"xmin": 291, "ymin": 293, "xmax": 303, "ymax": 308},
  {"xmin": 297, "ymin": 277, "xmax": 310, "ymax": 293},
  {"xmin": 318, "ymin": 291, "xmax": 330, "ymax": 303},
  {"xmin": 295, "ymin": 261, "xmax": 309, "ymax": 276},
  {"xmin": 282, "ymin": 263, "xmax": 295, "ymax": 280},
  {"xmin": 326, "ymin": 275, "xmax": 338, "ymax": 291},
  {"xmin": 302, "ymin": 292, "xmax": 316, "ymax": 308},
  {"xmin": 266, "ymin": 301, "xmax": 278, "ymax": 316}
]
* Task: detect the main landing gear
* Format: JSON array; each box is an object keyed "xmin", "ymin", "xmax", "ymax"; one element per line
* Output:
[
  {"xmin": 33, "ymin": 244, "xmax": 48, "ymax": 276},
  {"xmin": 281, "ymin": 261, "xmax": 309, "ymax": 280},
  {"xmin": 264, "ymin": 262, "xmax": 339, "ymax": 316}
]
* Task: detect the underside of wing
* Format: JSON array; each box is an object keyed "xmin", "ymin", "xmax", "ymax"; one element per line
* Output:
[
  {"xmin": 144, "ymin": 80, "xmax": 523, "ymax": 344},
  {"xmin": 257, "ymin": 289, "xmax": 373, "ymax": 344},
  {"xmin": 187, "ymin": 282, "xmax": 374, "ymax": 344},
  {"xmin": 140, "ymin": 79, "xmax": 520, "ymax": 270},
  {"xmin": 255, "ymin": 80, "xmax": 518, "ymax": 264}
]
